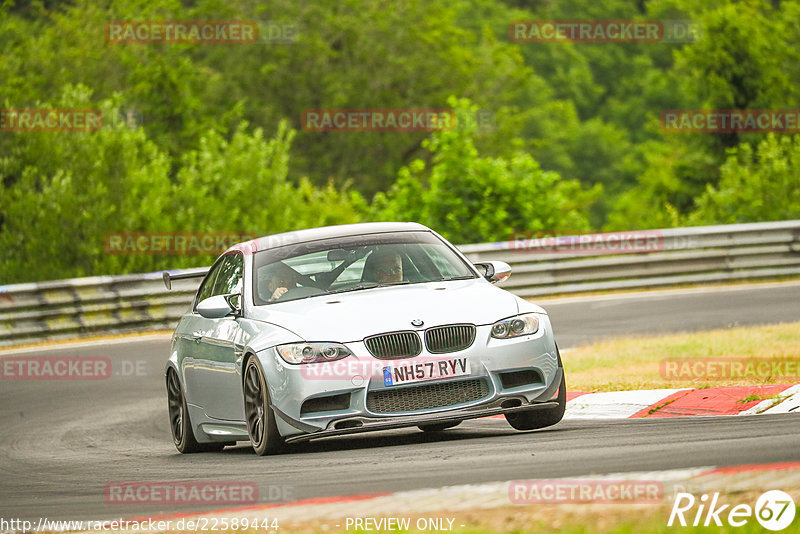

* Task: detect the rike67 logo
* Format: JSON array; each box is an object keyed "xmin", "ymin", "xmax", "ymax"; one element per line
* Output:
[{"xmin": 669, "ymin": 490, "xmax": 796, "ymax": 531}]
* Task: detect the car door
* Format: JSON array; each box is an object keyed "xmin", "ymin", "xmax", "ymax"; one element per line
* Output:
[
  {"xmin": 186, "ymin": 252, "xmax": 247, "ymax": 422},
  {"xmin": 177, "ymin": 259, "xmax": 221, "ymax": 411}
]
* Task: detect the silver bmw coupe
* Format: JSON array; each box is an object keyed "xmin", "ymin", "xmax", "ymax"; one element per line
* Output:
[{"xmin": 164, "ymin": 222, "xmax": 565, "ymax": 455}]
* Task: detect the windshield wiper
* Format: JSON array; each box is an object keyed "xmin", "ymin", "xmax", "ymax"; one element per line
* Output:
[
  {"xmin": 326, "ymin": 280, "xmax": 413, "ymax": 295},
  {"xmin": 326, "ymin": 282, "xmax": 380, "ymax": 295},
  {"xmin": 439, "ymin": 275, "xmax": 475, "ymax": 281}
]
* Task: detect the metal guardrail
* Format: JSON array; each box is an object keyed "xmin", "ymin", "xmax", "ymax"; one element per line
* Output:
[
  {"xmin": 0, "ymin": 269, "xmax": 207, "ymax": 347},
  {"xmin": 459, "ymin": 220, "xmax": 800, "ymax": 297},
  {"xmin": 1, "ymin": 221, "xmax": 799, "ymax": 347}
]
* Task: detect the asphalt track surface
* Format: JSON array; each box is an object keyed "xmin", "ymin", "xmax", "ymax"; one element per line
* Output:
[
  {"xmin": 1, "ymin": 282, "xmax": 799, "ymax": 522},
  {"xmin": 543, "ymin": 281, "xmax": 800, "ymax": 348}
]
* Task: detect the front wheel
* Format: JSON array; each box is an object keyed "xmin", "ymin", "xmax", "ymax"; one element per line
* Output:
[
  {"xmin": 166, "ymin": 369, "xmax": 224, "ymax": 453},
  {"xmin": 244, "ymin": 357, "xmax": 285, "ymax": 456},
  {"xmin": 505, "ymin": 370, "xmax": 565, "ymax": 430},
  {"xmin": 505, "ymin": 348, "xmax": 566, "ymax": 431}
]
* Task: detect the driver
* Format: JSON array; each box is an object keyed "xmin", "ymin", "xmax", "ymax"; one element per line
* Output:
[
  {"xmin": 261, "ymin": 263, "xmax": 299, "ymax": 302},
  {"xmin": 363, "ymin": 250, "xmax": 403, "ymax": 284}
]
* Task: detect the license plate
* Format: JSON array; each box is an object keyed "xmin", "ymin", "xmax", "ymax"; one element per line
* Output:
[{"xmin": 382, "ymin": 357, "xmax": 470, "ymax": 386}]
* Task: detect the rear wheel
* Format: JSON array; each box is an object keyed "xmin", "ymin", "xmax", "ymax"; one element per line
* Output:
[
  {"xmin": 244, "ymin": 357, "xmax": 285, "ymax": 456},
  {"xmin": 505, "ymin": 349, "xmax": 566, "ymax": 431},
  {"xmin": 167, "ymin": 369, "xmax": 225, "ymax": 453},
  {"xmin": 418, "ymin": 422, "xmax": 461, "ymax": 432}
]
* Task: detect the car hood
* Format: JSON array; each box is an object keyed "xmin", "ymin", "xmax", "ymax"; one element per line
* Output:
[{"xmin": 247, "ymin": 279, "xmax": 542, "ymax": 342}]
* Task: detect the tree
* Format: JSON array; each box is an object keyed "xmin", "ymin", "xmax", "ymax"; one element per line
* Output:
[
  {"xmin": 372, "ymin": 98, "xmax": 600, "ymax": 244},
  {"xmin": 0, "ymin": 85, "xmax": 174, "ymax": 282},
  {"xmin": 689, "ymin": 134, "xmax": 800, "ymax": 225},
  {"xmin": 0, "ymin": 86, "xmax": 363, "ymax": 283},
  {"xmin": 171, "ymin": 120, "xmax": 362, "ymax": 236}
]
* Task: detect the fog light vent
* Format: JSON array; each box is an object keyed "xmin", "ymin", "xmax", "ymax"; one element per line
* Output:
[
  {"xmin": 499, "ymin": 369, "xmax": 543, "ymax": 389},
  {"xmin": 333, "ymin": 419, "xmax": 363, "ymax": 430},
  {"xmin": 300, "ymin": 393, "xmax": 351, "ymax": 415}
]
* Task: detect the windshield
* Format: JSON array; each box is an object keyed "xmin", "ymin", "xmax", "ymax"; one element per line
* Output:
[{"xmin": 252, "ymin": 231, "xmax": 476, "ymax": 305}]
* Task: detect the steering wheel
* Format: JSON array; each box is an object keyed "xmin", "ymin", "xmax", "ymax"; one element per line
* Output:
[{"xmin": 276, "ymin": 286, "xmax": 324, "ymax": 301}]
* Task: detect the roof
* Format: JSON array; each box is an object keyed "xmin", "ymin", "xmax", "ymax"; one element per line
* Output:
[{"xmin": 229, "ymin": 222, "xmax": 431, "ymax": 254}]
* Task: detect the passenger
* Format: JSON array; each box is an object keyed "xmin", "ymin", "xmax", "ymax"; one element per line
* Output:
[{"xmin": 363, "ymin": 250, "xmax": 403, "ymax": 284}]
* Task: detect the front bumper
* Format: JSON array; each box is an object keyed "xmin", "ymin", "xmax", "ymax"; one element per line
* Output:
[
  {"xmin": 258, "ymin": 318, "xmax": 560, "ymax": 439},
  {"xmin": 279, "ymin": 367, "xmax": 562, "ymax": 443}
]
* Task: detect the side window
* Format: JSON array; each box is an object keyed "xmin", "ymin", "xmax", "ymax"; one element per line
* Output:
[
  {"xmin": 336, "ymin": 257, "xmax": 367, "ymax": 286},
  {"xmin": 195, "ymin": 264, "xmax": 221, "ymax": 307},
  {"xmin": 211, "ymin": 253, "xmax": 243, "ymax": 296}
]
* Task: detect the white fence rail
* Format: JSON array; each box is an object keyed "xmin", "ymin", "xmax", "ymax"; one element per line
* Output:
[{"xmin": 1, "ymin": 221, "xmax": 799, "ymax": 346}]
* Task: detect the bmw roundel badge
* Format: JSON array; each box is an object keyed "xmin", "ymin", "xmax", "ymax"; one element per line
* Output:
[{"xmin": 411, "ymin": 319, "xmax": 424, "ymax": 327}]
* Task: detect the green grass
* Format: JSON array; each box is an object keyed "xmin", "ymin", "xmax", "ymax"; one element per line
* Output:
[{"xmin": 563, "ymin": 320, "xmax": 800, "ymax": 392}]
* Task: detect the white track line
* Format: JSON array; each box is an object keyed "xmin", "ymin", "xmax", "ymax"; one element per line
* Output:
[
  {"xmin": 565, "ymin": 389, "xmax": 688, "ymax": 419},
  {"xmin": 738, "ymin": 384, "xmax": 800, "ymax": 415}
]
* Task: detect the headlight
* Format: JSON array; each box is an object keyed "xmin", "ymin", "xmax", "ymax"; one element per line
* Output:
[
  {"xmin": 276, "ymin": 343, "xmax": 353, "ymax": 364},
  {"xmin": 491, "ymin": 314, "xmax": 540, "ymax": 339}
]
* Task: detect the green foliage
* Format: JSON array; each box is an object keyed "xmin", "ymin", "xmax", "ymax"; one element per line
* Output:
[
  {"xmin": 1, "ymin": 0, "xmax": 800, "ymax": 283},
  {"xmin": 372, "ymin": 98, "xmax": 600, "ymax": 244},
  {"xmin": 171, "ymin": 120, "xmax": 361, "ymax": 233},
  {"xmin": 0, "ymin": 87, "xmax": 362, "ymax": 283},
  {"xmin": 689, "ymin": 134, "xmax": 800, "ymax": 224},
  {"xmin": 0, "ymin": 85, "xmax": 174, "ymax": 281},
  {"xmin": 605, "ymin": 0, "xmax": 800, "ymax": 228},
  {"xmin": 605, "ymin": 137, "xmax": 718, "ymax": 230}
]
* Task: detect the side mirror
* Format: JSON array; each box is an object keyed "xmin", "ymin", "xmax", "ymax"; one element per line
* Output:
[
  {"xmin": 474, "ymin": 261, "xmax": 512, "ymax": 284},
  {"xmin": 196, "ymin": 294, "xmax": 238, "ymax": 319},
  {"xmin": 225, "ymin": 294, "xmax": 242, "ymax": 316}
]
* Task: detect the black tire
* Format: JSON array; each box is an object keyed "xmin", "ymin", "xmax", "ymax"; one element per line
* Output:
[
  {"xmin": 167, "ymin": 369, "xmax": 225, "ymax": 453},
  {"xmin": 418, "ymin": 422, "xmax": 461, "ymax": 432},
  {"xmin": 244, "ymin": 357, "xmax": 285, "ymax": 456},
  {"xmin": 505, "ymin": 349, "xmax": 567, "ymax": 431}
]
